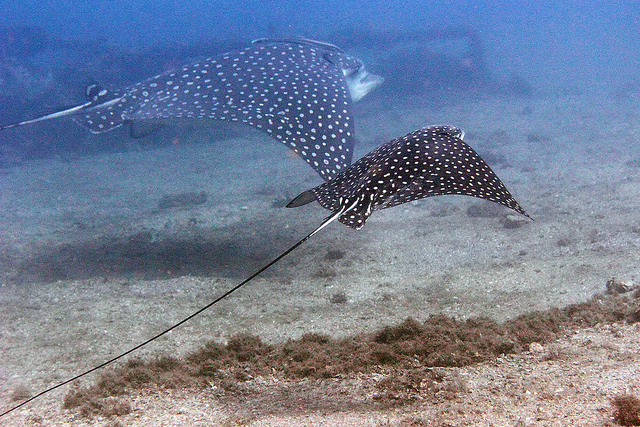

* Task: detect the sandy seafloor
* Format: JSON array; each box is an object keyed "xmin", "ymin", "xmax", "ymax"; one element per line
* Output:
[{"xmin": 1, "ymin": 87, "xmax": 640, "ymax": 425}]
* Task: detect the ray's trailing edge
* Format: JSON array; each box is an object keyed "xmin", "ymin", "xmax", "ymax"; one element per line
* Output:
[
  {"xmin": 0, "ymin": 38, "xmax": 383, "ymax": 180},
  {"xmin": 0, "ymin": 125, "xmax": 529, "ymax": 418}
]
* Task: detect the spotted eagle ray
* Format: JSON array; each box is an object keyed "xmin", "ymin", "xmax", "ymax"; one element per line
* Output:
[
  {"xmin": 0, "ymin": 38, "xmax": 383, "ymax": 180},
  {"xmin": 287, "ymin": 125, "xmax": 530, "ymax": 226},
  {"xmin": 1, "ymin": 125, "xmax": 529, "ymax": 417}
]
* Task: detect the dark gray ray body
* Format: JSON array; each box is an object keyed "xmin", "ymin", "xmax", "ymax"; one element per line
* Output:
[
  {"xmin": 288, "ymin": 125, "xmax": 529, "ymax": 228},
  {"xmin": 0, "ymin": 38, "xmax": 383, "ymax": 180}
]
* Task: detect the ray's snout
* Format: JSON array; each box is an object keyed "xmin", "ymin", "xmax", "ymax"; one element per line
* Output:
[{"xmin": 346, "ymin": 68, "xmax": 384, "ymax": 102}]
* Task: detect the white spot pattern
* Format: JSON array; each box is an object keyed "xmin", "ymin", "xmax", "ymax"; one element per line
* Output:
[
  {"xmin": 74, "ymin": 41, "xmax": 365, "ymax": 180},
  {"xmin": 301, "ymin": 125, "xmax": 529, "ymax": 229}
]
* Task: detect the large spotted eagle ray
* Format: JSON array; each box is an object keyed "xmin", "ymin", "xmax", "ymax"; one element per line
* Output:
[
  {"xmin": 1, "ymin": 125, "xmax": 529, "ymax": 417},
  {"xmin": 0, "ymin": 38, "xmax": 383, "ymax": 180}
]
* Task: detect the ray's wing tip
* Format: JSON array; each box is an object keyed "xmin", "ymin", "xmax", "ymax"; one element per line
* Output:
[{"xmin": 511, "ymin": 203, "xmax": 533, "ymax": 220}]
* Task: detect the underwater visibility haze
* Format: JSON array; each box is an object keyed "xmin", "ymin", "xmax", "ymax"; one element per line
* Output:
[{"xmin": 1, "ymin": 0, "xmax": 640, "ymax": 424}]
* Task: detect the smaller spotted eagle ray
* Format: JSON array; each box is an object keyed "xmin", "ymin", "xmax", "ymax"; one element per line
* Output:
[
  {"xmin": 287, "ymin": 125, "xmax": 530, "ymax": 227},
  {"xmin": 0, "ymin": 38, "xmax": 383, "ymax": 180},
  {"xmin": 1, "ymin": 125, "xmax": 529, "ymax": 417}
]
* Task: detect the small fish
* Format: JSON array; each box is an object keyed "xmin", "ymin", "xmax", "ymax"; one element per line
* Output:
[
  {"xmin": 287, "ymin": 125, "xmax": 530, "ymax": 227},
  {"xmin": 0, "ymin": 38, "xmax": 383, "ymax": 180},
  {"xmin": 0, "ymin": 125, "xmax": 528, "ymax": 418}
]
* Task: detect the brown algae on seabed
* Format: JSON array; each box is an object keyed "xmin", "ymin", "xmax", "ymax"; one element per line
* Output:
[{"xmin": 53, "ymin": 291, "xmax": 636, "ymax": 419}]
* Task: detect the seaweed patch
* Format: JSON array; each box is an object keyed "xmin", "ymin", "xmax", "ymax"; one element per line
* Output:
[{"xmin": 60, "ymin": 292, "xmax": 636, "ymax": 418}]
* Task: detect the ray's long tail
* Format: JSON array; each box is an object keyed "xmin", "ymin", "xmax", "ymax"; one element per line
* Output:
[{"xmin": 0, "ymin": 206, "xmax": 351, "ymax": 418}]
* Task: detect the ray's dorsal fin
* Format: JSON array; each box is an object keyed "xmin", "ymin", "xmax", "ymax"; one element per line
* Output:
[{"xmin": 86, "ymin": 83, "xmax": 104, "ymax": 102}]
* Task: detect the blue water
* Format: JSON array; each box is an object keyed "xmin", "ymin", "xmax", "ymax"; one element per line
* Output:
[
  {"xmin": 1, "ymin": 0, "xmax": 640, "ymax": 250},
  {"xmin": 0, "ymin": 0, "xmax": 638, "ymax": 209},
  {"xmin": 3, "ymin": 2, "xmax": 640, "ymax": 421},
  {"xmin": 2, "ymin": 1, "xmax": 638, "ymax": 76}
]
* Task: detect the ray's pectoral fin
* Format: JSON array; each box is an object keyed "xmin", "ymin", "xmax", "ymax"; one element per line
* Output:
[{"xmin": 337, "ymin": 201, "xmax": 370, "ymax": 230}]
